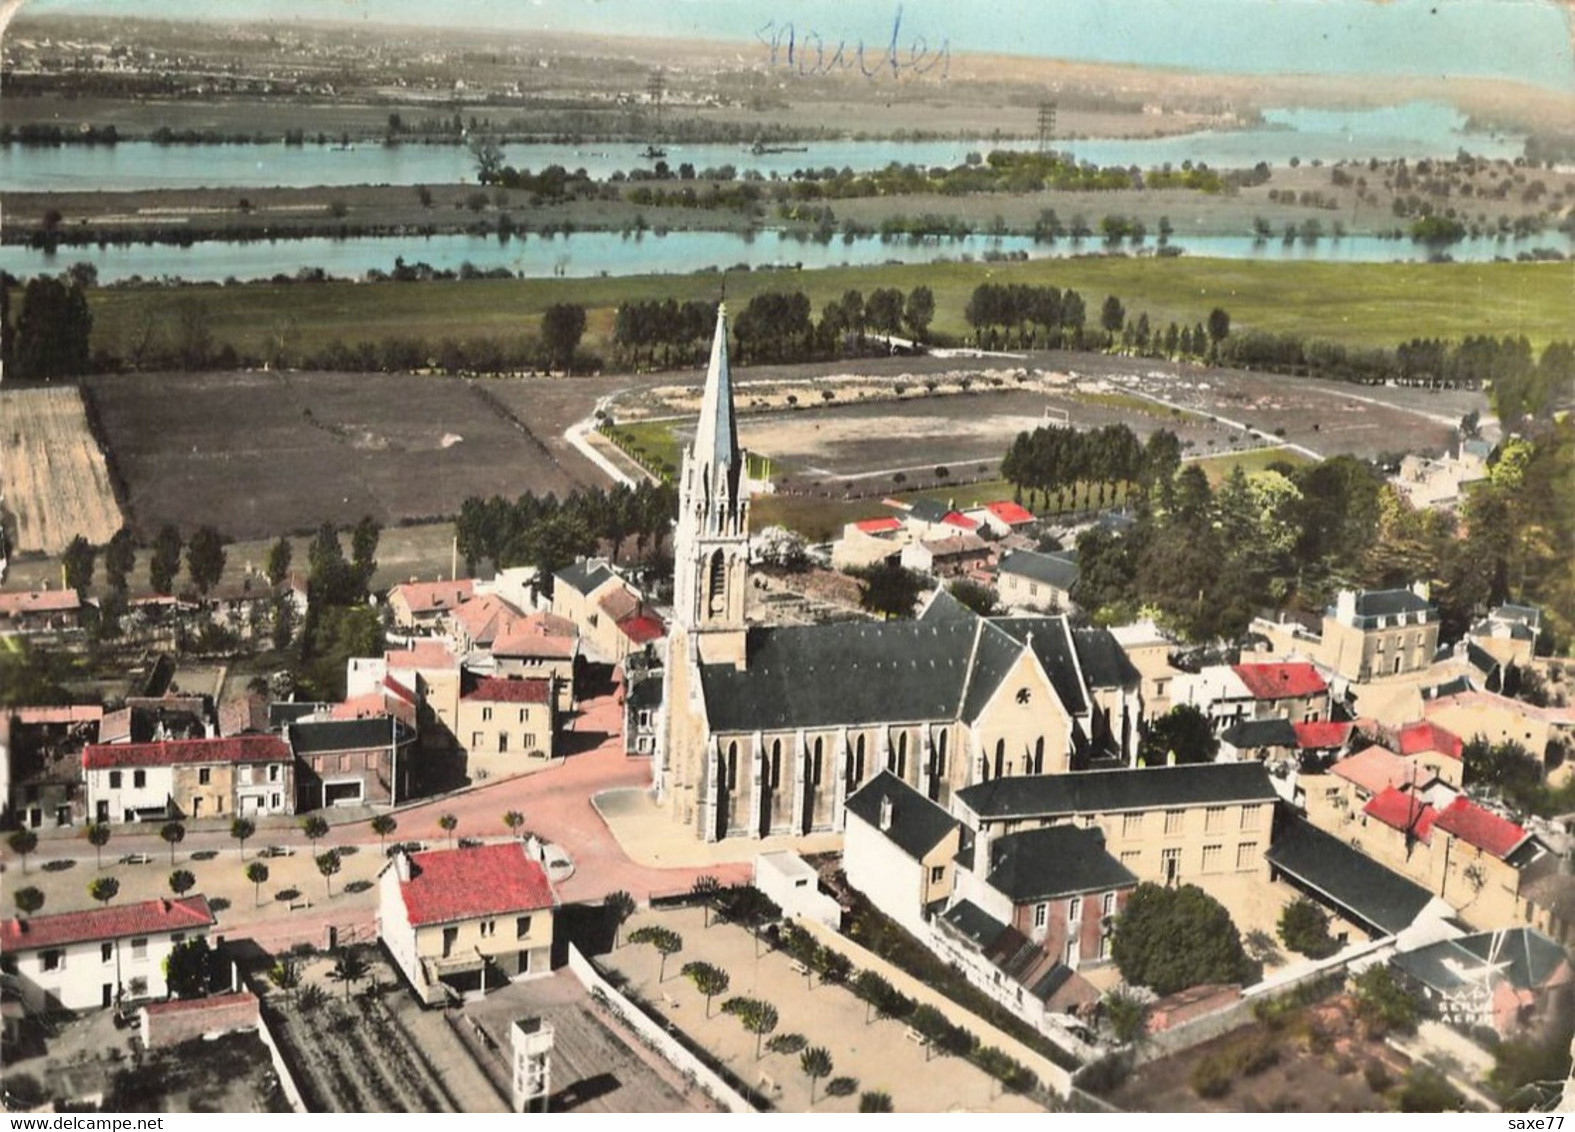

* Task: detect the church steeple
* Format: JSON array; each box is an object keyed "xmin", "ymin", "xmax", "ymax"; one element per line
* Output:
[{"xmin": 671, "ymin": 303, "xmax": 750, "ymax": 666}]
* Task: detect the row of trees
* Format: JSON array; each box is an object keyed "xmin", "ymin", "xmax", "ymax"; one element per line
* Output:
[
  {"xmin": 453, "ymin": 481, "xmax": 678, "ymax": 579},
  {"xmin": 1001, "ymin": 424, "xmax": 1181, "ymax": 514}
]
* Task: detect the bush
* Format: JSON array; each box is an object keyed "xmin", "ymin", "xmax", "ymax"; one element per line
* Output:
[
  {"xmin": 1363, "ymin": 1061, "xmax": 1393, "ymax": 1094},
  {"xmin": 1191, "ymin": 1055, "xmax": 1234, "ymax": 1099},
  {"xmin": 1278, "ymin": 897, "xmax": 1338, "ymax": 959},
  {"xmin": 1111, "ymin": 883, "xmax": 1251, "ymax": 994},
  {"xmin": 1393, "ymin": 1067, "xmax": 1465, "ymax": 1112}
]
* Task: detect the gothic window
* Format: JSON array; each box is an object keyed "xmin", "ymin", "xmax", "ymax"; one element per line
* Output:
[
  {"xmin": 853, "ymin": 734, "xmax": 866, "ymax": 784},
  {"xmin": 994, "ymin": 738, "xmax": 1006, "ymax": 779},
  {"xmin": 770, "ymin": 739, "xmax": 782, "ymax": 789},
  {"xmin": 1033, "ymin": 737, "xmax": 1045, "ymax": 775},
  {"xmin": 935, "ymin": 730, "xmax": 948, "ymax": 777},
  {"xmin": 812, "ymin": 738, "xmax": 823, "ymax": 786},
  {"xmin": 894, "ymin": 732, "xmax": 908, "ymax": 778},
  {"xmin": 707, "ymin": 550, "xmax": 727, "ymax": 616},
  {"xmin": 726, "ymin": 741, "xmax": 738, "ymax": 790}
]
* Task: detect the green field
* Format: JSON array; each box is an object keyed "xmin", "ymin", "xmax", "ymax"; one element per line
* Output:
[
  {"xmin": 1189, "ymin": 446, "xmax": 1315, "ymax": 485},
  {"xmin": 80, "ymin": 257, "xmax": 1575, "ymax": 363}
]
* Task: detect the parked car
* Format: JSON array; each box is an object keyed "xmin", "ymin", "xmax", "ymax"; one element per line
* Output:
[
  {"xmin": 259, "ymin": 845, "xmax": 295, "ymax": 859},
  {"xmin": 118, "ymin": 852, "xmax": 153, "ymax": 865}
]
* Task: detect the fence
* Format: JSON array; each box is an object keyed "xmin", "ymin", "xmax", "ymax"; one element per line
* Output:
[
  {"xmin": 252, "ymin": 995, "xmax": 310, "ymax": 1114},
  {"xmin": 564, "ymin": 943, "xmax": 758, "ymax": 1113}
]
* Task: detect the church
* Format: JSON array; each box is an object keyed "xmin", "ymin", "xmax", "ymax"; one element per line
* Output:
[{"xmin": 656, "ymin": 306, "xmax": 1145, "ymax": 842}]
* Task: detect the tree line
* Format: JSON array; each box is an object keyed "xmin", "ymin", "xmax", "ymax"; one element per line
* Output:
[
  {"xmin": 1002, "ymin": 424, "xmax": 1181, "ymax": 514},
  {"xmin": 453, "ymin": 481, "xmax": 678, "ymax": 581}
]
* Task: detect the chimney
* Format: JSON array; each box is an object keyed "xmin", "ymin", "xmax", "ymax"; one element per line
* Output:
[
  {"xmin": 395, "ymin": 851, "xmax": 412, "ymax": 882},
  {"xmin": 160, "ymin": 898, "xmax": 170, "ymax": 912},
  {"xmin": 1336, "ymin": 589, "xmax": 1357, "ymax": 624},
  {"xmin": 879, "ymin": 795, "xmax": 894, "ymax": 831},
  {"xmin": 1411, "ymin": 580, "xmax": 1431, "ymax": 602}
]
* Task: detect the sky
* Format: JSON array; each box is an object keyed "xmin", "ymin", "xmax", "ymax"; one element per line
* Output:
[{"xmin": 14, "ymin": 0, "xmax": 1575, "ymax": 91}]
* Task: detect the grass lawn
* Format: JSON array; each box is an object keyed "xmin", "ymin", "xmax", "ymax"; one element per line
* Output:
[
  {"xmin": 79, "ymin": 256, "xmax": 1574, "ymax": 362},
  {"xmin": 1189, "ymin": 446, "xmax": 1315, "ymax": 485}
]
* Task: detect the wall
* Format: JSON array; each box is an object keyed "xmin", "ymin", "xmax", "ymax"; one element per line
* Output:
[
  {"xmin": 141, "ymin": 989, "xmax": 258, "ymax": 1048},
  {"xmin": 10, "ymin": 930, "xmax": 197, "ymax": 1013},
  {"xmin": 456, "ymin": 698, "xmax": 555, "ymax": 778},
  {"xmin": 87, "ymin": 765, "xmax": 173, "ymax": 822},
  {"xmin": 565, "ymin": 944, "xmax": 756, "ymax": 1113},
  {"xmin": 843, "ymin": 813, "xmax": 926, "ymax": 937},
  {"xmin": 171, "ymin": 762, "xmax": 233, "ymax": 821}
]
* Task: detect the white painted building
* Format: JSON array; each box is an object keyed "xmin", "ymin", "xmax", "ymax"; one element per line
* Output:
[
  {"xmin": 842, "ymin": 772, "xmax": 961, "ymax": 939},
  {"xmin": 0, "ymin": 896, "xmax": 216, "ymax": 1013}
]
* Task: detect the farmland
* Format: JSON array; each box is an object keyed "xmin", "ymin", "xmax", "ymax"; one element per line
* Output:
[
  {"xmin": 0, "ymin": 386, "xmax": 125, "ymax": 554},
  {"xmin": 80, "ymin": 370, "xmax": 612, "ymax": 542}
]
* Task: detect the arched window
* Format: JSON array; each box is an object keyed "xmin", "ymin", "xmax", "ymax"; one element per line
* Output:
[
  {"xmin": 894, "ymin": 731, "xmax": 908, "ymax": 778},
  {"xmin": 1034, "ymin": 737, "xmax": 1045, "ymax": 775},
  {"xmin": 770, "ymin": 738, "xmax": 782, "ymax": 789},
  {"xmin": 707, "ymin": 550, "xmax": 727, "ymax": 616},
  {"xmin": 994, "ymin": 738, "xmax": 1006, "ymax": 779},
  {"xmin": 854, "ymin": 734, "xmax": 866, "ymax": 784},
  {"xmin": 726, "ymin": 741, "xmax": 738, "ymax": 790},
  {"xmin": 935, "ymin": 730, "xmax": 949, "ymax": 777},
  {"xmin": 812, "ymin": 737, "xmax": 823, "ymax": 786}
]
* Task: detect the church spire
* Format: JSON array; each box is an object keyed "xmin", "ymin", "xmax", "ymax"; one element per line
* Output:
[{"xmin": 694, "ymin": 303, "xmax": 741, "ymax": 507}]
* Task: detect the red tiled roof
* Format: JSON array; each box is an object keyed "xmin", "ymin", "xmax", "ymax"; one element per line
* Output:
[
  {"xmin": 1397, "ymin": 720, "xmax": 1464, "ymax": 761},
  {"xmin": 985, "ymin": 501, "xmax": 1034, "ymax": 525},
  {"xmin": 1433, "ymin": 796, "xmax": 1529, "ymax": 859},
  {"xmin": 854, "ymin": 517, "xmax": 903, "ymax": 534},
  {"xmin": 11, "ymin": 705, "xmax": 103, "ymax": 726},
  {"xmin": 1232, "ymin": 663, "xmax": 1328, "ymax": 701},
  {"xmin": 1363, "ymin": 787, "xmax": 1437, "ymax": 842},
  {"xmin": 1293, "ymin": 721, "xmax": 1352, "ymax": 750},
  {"xmin": 1331, "ymin": 745, "xmax": 1427, "ymax": 796},
  {"xmin": 597, "ymin": 587, "xmax": 642, "ymax": 624},
  {"xmin": 391, "ymin": 578, "xmax": 475, "ymax": 615},
  {"xmin": 618, "ymin": 613, "xmax": 666, "ymax": 645},
  {"xmin": 398, "ymin": 843, "xmax": 555, "ymax": 926},
  {"xmin": 942, "ymin": 511, "xmax": 979, "ymax": 531},
  {"xmin": 385, "ymin": 640, "xmax": 458, "ymax": 671},
  {"xmin": 0, "ymin": 590, "xmax": 81, "ymax": 616},
  {"xmin": 84, "ymin": 734, "xmax": 291, "ymax": 770},
  {"xmin": 461, "ymin": 677, "xmax": 552, "ymax": 704},
  {"xmin": 492, "ymin": 613, "xmax": 579, "ymax": 660},
  {"xmin": 142, "ymin": 990, "xmax": 257, "ymax": 1017},
  {"xmin": 383, "ymin": 675, "xmax": 417, "ymax": 705},
  {"xmin": 450, "ymin": 594, "xmax": 525, "ymax": 646},
  {"xmin": 1, "ymin": 896, "xmax": 214, "ymax": 951}
]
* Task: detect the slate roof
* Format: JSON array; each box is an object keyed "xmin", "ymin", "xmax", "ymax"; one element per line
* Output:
[
  {"xmin": 555, "ymin": 560, "xmax": 615, "ymax": 598},
  {"xmin": 1266, "ymin": 817, "xmax": 1435, "ymax": 935},
  {"xmin": 1071, "ymin": 628, "xmax": 1140, "ymax": 690},
  {"xmin": 1352, "ymin": 588, "xmax": 1434, "ymax": 619},
  {"xmin": 990, "ymin": 617, "xmax": 1088, "ymax": 717},
  {"xmin": 1393, "ymin": 928, "xmax": 1571, "ymax": 995},
  {"xmin": 907, "ymin": 499, "xmax": 950, "ymax": 524},
  {"xmin": 984, "ymin": 824, "xmax": 1136, "ymax": 901},
  {"xmin": 626, "ymin": 677, "xmax": 664, "ymax": 711},
  {"xmin": 940, "ymin": 899, "xmax": 1009, "ymax": 949},
  {"xmin": 1, "ymin": 896, "xmax": 214, "ymax": 952},
  {"xmin": 398, "ymin": 843, "xmax": 555, "ymax": 926},
  {"xmin": 289, "ymin": 716, "xmax": 398, "ymax": 755},
  {"xmin": 1221, "ymin": 717, "xmax": 1298, "ymax": 750},
  {"xmin": 998, "ymin": 549, "xmax": 1080, "ymax": 591},
  {"xmin": 845, "ymin": 771, "xmax": 958, "ymax": 861},
  {"xmin": 957, "ymin": 762, "xmax": 1278, "ymax": 821},
  {"xmin": 269, "ymin": 701, "xmax": 327, "ymax": 730}
]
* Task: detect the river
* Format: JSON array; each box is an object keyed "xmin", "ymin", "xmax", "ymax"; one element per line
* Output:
[
  {"xmin": 0, "ymin": 103, "xmax": 1524, "ymax": 193},
  {"xmin": 4, "ymin": 226, "xmax": 1566, "ymax": 285}
]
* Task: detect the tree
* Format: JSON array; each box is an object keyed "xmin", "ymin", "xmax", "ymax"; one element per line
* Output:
[
  {"xmin": 1102, "ymin": 985, "xmax": 1149, "ymax": 1044},
  {"xmin": 606, "ymin": 890, "xmax": 636, "ymax": 948},
  {"xmin": 62, "ymin": 535, "xmax": 96, "ymax": 595},
  {"xmin": 168, "ymin": 868, "xmax": 196, "ymax": 897},
  {"xmin": 1100, "ymin": 294, "xmax": 1126, "ymax": 338},
  {"xmin": 1110, "ymin": 882, "xmax": 1250, "ymax": 995},
  {"xmin": 1351, "ymin": 965, "xmax": 1419, "ymax": 1038},
  {"xmin": 724, "ymin": 997, "xmax": 781, "ymax": 1060},
  {"xmin": 691, "ymin": 874, "xmax": 721, "ymax": 928},
  {"xmin": 503, "ymin": 810, "xmax": 525, "ymax": 839},
  {"xmin": 149, "ymin": 525, "xmax": 183, "ymax": 595},
  {"xmin": 329, "ymin": 948, "xmax": 369, "ymax": 1001},
  {"xmin": 854, "ymin": 970, "xmax": 895, "ymax": 1025},
  {"xmin": 855, "ymin": 560, "xmax": 924, "ymax": 620},
  {"xmin": 164, "ymin": 937, "xmax": 211, "ymax": 999},
  {"xmin": 819, "ymin": 949, "xmax": 853, "ymax": 989},
  {"xmin": 1138, "ymin": 704, "xmax": 1219, "ymax": 766},
  {"xmin": 370, "ymin": 814, "xmax": 398, "ymax": 851},
  {"xmin": 904, "ymin": 285, "xmax": 935, "ymax": 339},
  {"xmin": 437, "ymin": 812, "xmax": 458, "ymax": 847},
  {"xmin": 14, "ymin": 275, "xmax": 92, "ymax": 380},
  {"xmin": 13, "ymin": 886, "xmax": 45, "ymax": 917},
  {"xmin": 104, "ymin": 528, "xmax": 136, "ymax": 594},
  {"xmin": 7, "ymin": 828, "xmax": 38, "ymax": 874},
  {"xmin": 160, "ymin": 821, "xmax": 186, "ymax": 865},
  {"xmin": 89, "ymin": 875, "xmax": 120, "ymax": 907},
  {"xmin": 296, "ymin": 983, "xmax": 327, "ymax": 1015},
  {"xmin": 351, "ymin": 515, "xmax": 380, "ymax": 587},
  {"xmin": 681, "ymin": 960, "xmax": 731, "ymax": 1016},
  {"xmin": 186, "ymin": 525, "xmax": 227, "ymax": 595},
  {"xmin": 800, "ymin": 1046, "xmax": 834, "ymax": 1104},
  {"xmin": 1207, "ymin": 307, "xmax": 1231, "ymax": 348},
  {"xmin": 246, "ymin": 861, "xmax": 271, "ymax": 906},
  {"xmin": 300, "ymin": 815, "xmax": 329, "ymax": 851},
  {"xmin": 268, "ymin": 958, "xmax": 301, "ymax": 1004},
  {"xmin": 230, "ymin": 817, "xmax": 256, "ymax": 861},
  {"xmin": 87, "ymin": 821, "xmax": 111, "ymax": 869},
  {"xmin": 264, "ymin": 536, "xmax": 295, "ymax": 590},
  {"xmin": 541, "ymin": 303, "xmax": 587, "ymax": 373},
  {"xmin": 859, "ymin": 1092, "xmax": 894, "ymax": 1113},
  {"xmin": 316, "ymin": 849, "xmax": 342, "ymax": 896},
  {"xmin": 469, "ymin": 135, "xmax": 506, "ymax": 182},
  {"xmin": 1277, "ymin": 897, "xmax": 1338, "ymax": 958},
  {"xmin": 628, "ymin": 925, "xmax": 683, "ymax": 982}
]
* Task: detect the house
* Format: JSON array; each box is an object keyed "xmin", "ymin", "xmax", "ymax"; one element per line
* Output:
[
  {"xmin": 552, "ymin": 560, "xmax": 664, "ymax": 664},
  {"xmin": 965, "ymin": 500, "xmax": 1036, "ymax": 538},
  {"xmin": 0, "ymin": 588, "xmax": 82, "ymax": 635},
  {"xmin": 996, "ymin": 549, "xmax": 1079, "ymax": 613},
  {"xmin": 1321, "ymin": 584, "xmax": 1440, "ymax": 682},
  {"xmin": 1303, "ymin": 743, "xmax": 1439, "ymax": 830},
  {"xmin": 1391, "ymin": 444, "xmax": 1489, "ymax": 512},
  {"xmin": 843, "ymin": 771, "xmax": 961, "ymax": 938},
  {"xmin": 952, "ymin": 762, "xmax": 1279, "ymax": 889},
  {"xmin": 1219, "ymin": 717, "xmax": 1298, "ymax": 762},
  {"xmin": 1109, "ymin": 620, "xmax": 1178, "ymax": 719},
  {"xmin": 1231, "ymin": 663, "xmax": 1330, "ymax": 724},
  {"xmin": 1468, "ymin": 603, "xmax": 1543, "ymax": 671},
  {"xmin": 954, "ymin": 823, "xmax": 1135, "ymax": 973},
  {"xmin": 378, "ymin": 843, "xmax": 556, "ymax": 1006},
  {"xmin": 448, "ymin": 593, "xmax": 528, "ymax": 654},
  {"xmin": 832, "ymin": 517, "xmax": 913, "ymax": 571},
  {"xmin": 1393, "ymin": 719, "xmax": 1465, "ymax": 788},
  {"xmin": 624, "ymin": 674, "xmax": 663, "ymax": 757},
  {"xmin": 903, "ymin": 499, "xmax": 980, "ymax": 540},
  {"xmin": 389, "ymin": 578, "xmax": 475, "ymax": 631},
  {"xmin": 455, "ymin": 675, "xmax": 557, "ymax": 779},
  {"xmin": 490, "ymin": 613, "xmax": 580, "ymax": 712},
  {"xmin": 1424, "ymin": 690, "xmax": 1575, "ymax": 780},
  {"xmin": 5, "ymin": 705, "xmax": 101, "ymax": 828},
  {"xmin": 83, "ymin": 735, "xmax": 295, "ymax": 824},
  {"xmin": 899, "ymin": 531, "xmax": 991, "ymax": 579},
  {"xmin": 288, "ymin": 716, "xmax": 414, "ymax": 810},
  {"xmin": 0, "ymin": 896, "xmax": 215, "ymax": 1013},
  {"xmin": 1266, "ymin": 816, "xmax": 1444, "ymax": 938},
  {"xmin": 1392, "ymin": 927, "xmax": 1572, "ymax": 1038}
]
